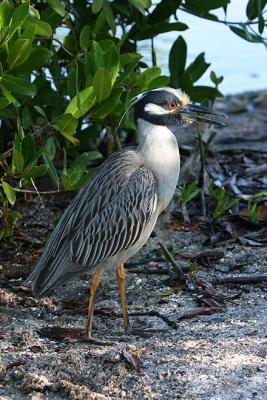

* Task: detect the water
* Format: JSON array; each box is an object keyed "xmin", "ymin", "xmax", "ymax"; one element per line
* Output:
[{"xmin": 139, "ymin": 0, "xmax": 267, "ymax": 95}]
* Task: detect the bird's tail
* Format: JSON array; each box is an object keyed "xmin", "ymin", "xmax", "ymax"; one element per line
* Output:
[{"xmin": 25, "ymin": 242, "xmax": 75, "ymax": 297}]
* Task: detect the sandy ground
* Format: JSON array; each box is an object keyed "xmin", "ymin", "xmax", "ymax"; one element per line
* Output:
[{"xmin": 1, "ymin": 91, "xmax": 267, "ymax": 399}]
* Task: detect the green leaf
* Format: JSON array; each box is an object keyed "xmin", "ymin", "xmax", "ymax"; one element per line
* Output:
[
  {"xmin": 92, "ymin": 41, "xmax": 105, "ymax": 69},
  {"xmin": 7, "ymin": 39, "xmax": 32, "ymax": 70},
  {"xmin": 169, "ymin": 35, "xmax": 187, "ymax": 86},
  {"xmin": 34, "ymin": 105, "xmax": 48, "ymax": 120},
  {"xmin": 133, "ymin": 22, "xmax": 188, "ymax": 40},
  {"xmin": 20, "ymin": 23, "xmax": 36, "ymax": 41},
  {"xmin": 63, "ymin": 35, "xmax": 78, "ymax": 52},
  {"xmin": 137, "ymin": 66, "xmax": 162, "ymax": 90},
  {"xmin": 0, "ymin": 84, "xmax": 19, "ymax": 107},
  {"xmin": 92, "ymin": 0, "xmax": 104, "ymax": 14},
  {"xmin": 29, "ymin": 5, "xmax": 40, "ymax": 20},
  {"xmin": 24, "ymin": 18, "xmax": 52, "ymax": 37},
  {"xmin": 1, "ymin": 74, "xmax": 36, "ymax": 96},
  {"xmin": 229, "ymin": 25, "xmax": 263, "ymax": 43},
  {"xmin": 62, "ymin": 151, "xmax": 102, "ymax": 190},
  {"xmin": 190, "ymin": 86, "xmax": 222, "ymax": 102},
  {"xmin": 23, "ymin": 164, "xmax": 48, "ymax": 179},
  {"xmin": 2, "ymin": 3, "xmax": 29, "ymax": 45},
  {"xmin": 246, "ymin": 0, "xmax": 267, "ymax": 20},
  {"xmin": 210, "ymin": 71, "xmax": 223, "ymax": 85},
  {"xmin": 186, "ymin": 52, "xmax": 210, "ymax": 83},
  {"xmin": 56, "ymin": 113, "xmax": 78, "ymax": 135},
  {"xmin": 103, "ymin": 2, "xmax": 116, "ymax": 35},
  {"xmin": 117, "ymin": 53, "xmax": 142, "ymax": 84},
  {"xmin": 21, "ymin": 134, "xmax": 36, "ymax": 166},
  {"xmin": 258, "ymin": 13, "xmax": 265, "ymax": 34},
  {"xmin": 12, "ymin": 148, "xmax": 24, "ymax": 175},
  {"xmin": 93, "ymin": 67, "xmax": 112, "ymax": 103},
  {"xmin": 47, "ymin": 0, "xmax": 65, "ymax": 17},
  {"xmin": 35, "ymin": 20, "xmax": 52, "ymax": 37},
  {"xmin": 79, "ymin": 25, "xmax": 91, "ymax": 49},
  {"xmin": 92, "ymin": 88, "xmax": 123, "ymax": 118},
  {"xmin": 148, "ymin": 0, "xmax": 182, "ymax": 23},
  {"xmin": 0, "ymin": 0, "xmax": 13, "ymax": 30},
  {"xmin": 129, "ymin": 0, "xmax": 152, "ymax": 14},
  {"xmin": 54, "ymin": 113, "xmax": 79, "ymax": 145},
  {"xmin": 67, "ymin": 153, "xmax": 90, "ymax": 184},
  {"xmin": 22, "ymin": 107, "xmax": 32, "ymax": 128},
  {"xmin": 2, "ymin": 182, "xmax": 16, "ymax": 205},
  {"xmin": 147, "ymin": 75, "xmax": 170, "ymax": 89},
  {"xmin": 43, "ymin": 137, "xmax": 56, "ymax": 161},
  {"xmin": 42, "ymin": 153, "xmax": 59, "ymax": 188},
  {"xmin": 103, "ymin": 44, "xmax": 120, "ymax": 85},
  {"xmin": 0, "ymin": 97, "xmax": 10, "ymax": 109},
  {"xmin": 12, "ymin": 48, "xmax": 53, "ymax": 74},
  {"xmin": 54, "ymin": 114, "xmax": 79, "ymax": 144},
  {"xmin": 65, "ymin": 86, "xmax": 96, "ymax": 118}
]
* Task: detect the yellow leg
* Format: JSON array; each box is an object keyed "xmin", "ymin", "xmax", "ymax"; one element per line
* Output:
[
  {"xmin": 116, "ymin": 263, "xmax": 129, "ymax": 332},
  {"xmin": 85, "ymin": 271, "xmax": 101, "ymax": 339}
]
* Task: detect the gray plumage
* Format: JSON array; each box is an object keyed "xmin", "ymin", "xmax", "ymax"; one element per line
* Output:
[
  {"xmin": 26, "ymin": 87, "xmax": 225, "ymax": 297},
  {"xmin": 26, "ymin": 148, "xmax": 158, "ymax": 296}
]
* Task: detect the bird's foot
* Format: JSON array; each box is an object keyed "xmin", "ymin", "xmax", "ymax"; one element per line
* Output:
[{"xmin": 84, "ymin": 334, "xmax": 115, "ymax": 346}]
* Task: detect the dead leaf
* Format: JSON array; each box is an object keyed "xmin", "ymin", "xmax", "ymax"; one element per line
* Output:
[
  {"xmin": 165, "ymin": 222, "xmax": 198, "ymax": 232},
  {"xmin": 11, "ymin": 285, "xmax": 32, "ymax": 294},
  {"xmin": 241, "ymin": 205, "xmax": 267, "ymax": 222},
  {"xmin": 122, "ymin": 346, "xmax": 147, "ymax": 373},
  {"xmin": 238, "ymin": 237, "xmax": 265, "ymax": 246},
  {"xmin": 61, "ymin": 301, "xmax": 115, "ymax": 317},
  {"xmin": 38, "ymin": 327, "xmax": 84, "ymax": 340},
  {"xmin": 178, "ymin": 307, "xmax": 221, "ymax": 320}
]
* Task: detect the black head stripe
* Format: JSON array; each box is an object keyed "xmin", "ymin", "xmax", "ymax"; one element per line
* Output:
[{"xmin": 134, "ymin": 89, "xmax": 179, "ymax": 122}]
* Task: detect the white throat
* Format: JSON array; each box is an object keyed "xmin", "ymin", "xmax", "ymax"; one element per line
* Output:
[{"xmin": 137, "ymin": 119, "xmax": 180, "ymax": 212}]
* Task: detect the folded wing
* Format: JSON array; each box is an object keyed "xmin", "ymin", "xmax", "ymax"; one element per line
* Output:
[{"xmin": 26, "ymin": 148, "xmax": 157, "ymax": 296}]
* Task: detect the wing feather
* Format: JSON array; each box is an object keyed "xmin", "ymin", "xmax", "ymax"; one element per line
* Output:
[{"xmin": 26, "ymin": 147, "xmax": 158, "ymax": 296}]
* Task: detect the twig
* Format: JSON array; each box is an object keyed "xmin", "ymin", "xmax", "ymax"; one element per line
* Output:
[
  {"xmin": 127, "ymin": 311, "xmax": 177, "ymax": 329},
  {"xmin": 127, "ymin": 268, "xmax": 169, "ymax": 275},
  {"xmin": 36, "ymin": 36, "xmax": 75, "ymax": 57},
  {"xmin": 180, "ymin": 6, "xmax": 266, "ymax": 27},
  {"xmin": 178, "ymin": 306, "xmax": 221, "ymax": 320},
  {"xmin": 151, "ymin": 37, "xmax": 157, "ymax": 66},
  {"xmin": 13, "ymin": 188, "xmax": 63, "ymax": 195},
  {"xmin": 197, "ymin": 128, "xmax": 206, "ymax": 217},
  {"xmin": 158, "ymin": 241, "xmax": 186, "ymax": 281},
  {"xmin": 2, "ymin": 120, "xmax": 56, "ymax": 159},
  {"xmin": 125, "ymin": 257, "xmax": 165, "ymax": 268},
  {"xmin": 215, "ymin": 274, "xmax": 267, "ymax": 285}
]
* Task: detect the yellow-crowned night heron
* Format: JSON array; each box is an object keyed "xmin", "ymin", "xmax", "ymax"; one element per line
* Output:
[{"xmin": 26, "ymin": 88, "xmax": 225, "ymax": 342}]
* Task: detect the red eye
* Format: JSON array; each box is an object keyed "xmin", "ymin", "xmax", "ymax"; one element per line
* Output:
[{"xmin": 169, "ymin": 102, "xmax": 177, "ymax": 110}]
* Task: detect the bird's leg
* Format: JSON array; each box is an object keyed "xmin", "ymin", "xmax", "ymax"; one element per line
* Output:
[
  {"xmin": 116, "ymin": 263, "xmax": 129, "ymax": 332},
  {"xmin": 85, "ymin": 271, "xmax": 101, "ymax": 340}
]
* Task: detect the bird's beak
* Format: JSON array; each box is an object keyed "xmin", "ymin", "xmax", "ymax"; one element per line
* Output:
[{"xmin": 180, "ymin": 103, "xmax": 227, "ymax": 126}]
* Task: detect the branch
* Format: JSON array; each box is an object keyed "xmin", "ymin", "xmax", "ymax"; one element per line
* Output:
[
  {"xmin": 180, "ymin": 6, "xmax": 267, "ymax": 27},
  {"xmin": 13, "ymin": 187, "xmax": 64, "ymax": 195},
  {"xmin": 36, "ymin": 36, "xmax": 75, "ymax": 57},
  {"xmin": 215, "ymin": 274, "xmax": 267, "ymax": 285}
]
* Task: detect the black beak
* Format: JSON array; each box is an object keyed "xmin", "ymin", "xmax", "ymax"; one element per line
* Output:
[{"xmin": 180, "ymin": 103, "xmax": 227, "ymax": 126}]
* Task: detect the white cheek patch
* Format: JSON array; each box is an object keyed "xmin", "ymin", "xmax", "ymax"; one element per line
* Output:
[{"xmin": 144, "ymin": 103, "xmax": 170, "ymax": 115}]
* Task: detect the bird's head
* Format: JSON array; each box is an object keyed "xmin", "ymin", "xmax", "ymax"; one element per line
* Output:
[{"xmin": 132, "ymin": 87, "xmax": 226, "ymax": 127}]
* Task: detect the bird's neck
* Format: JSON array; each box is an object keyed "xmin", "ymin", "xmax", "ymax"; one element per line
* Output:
[{"xmin": 136, "ymin": 119, "xmax": 180, "ymax": 212}]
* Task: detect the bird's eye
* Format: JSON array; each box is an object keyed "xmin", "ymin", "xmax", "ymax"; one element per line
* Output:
[{"xmin": 168, "ymin": 102, "xmax": 177, "ymax": 110}]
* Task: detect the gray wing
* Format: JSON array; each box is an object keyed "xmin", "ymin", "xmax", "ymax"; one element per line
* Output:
[{"xmin": 26, "ymin": 148, "xmax": 158, "ymax": 295}]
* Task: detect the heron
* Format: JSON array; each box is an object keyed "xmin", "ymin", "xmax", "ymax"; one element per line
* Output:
[{"xmin": 25, "ymin": 87, "xmax": 225, "ymax": 342}]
